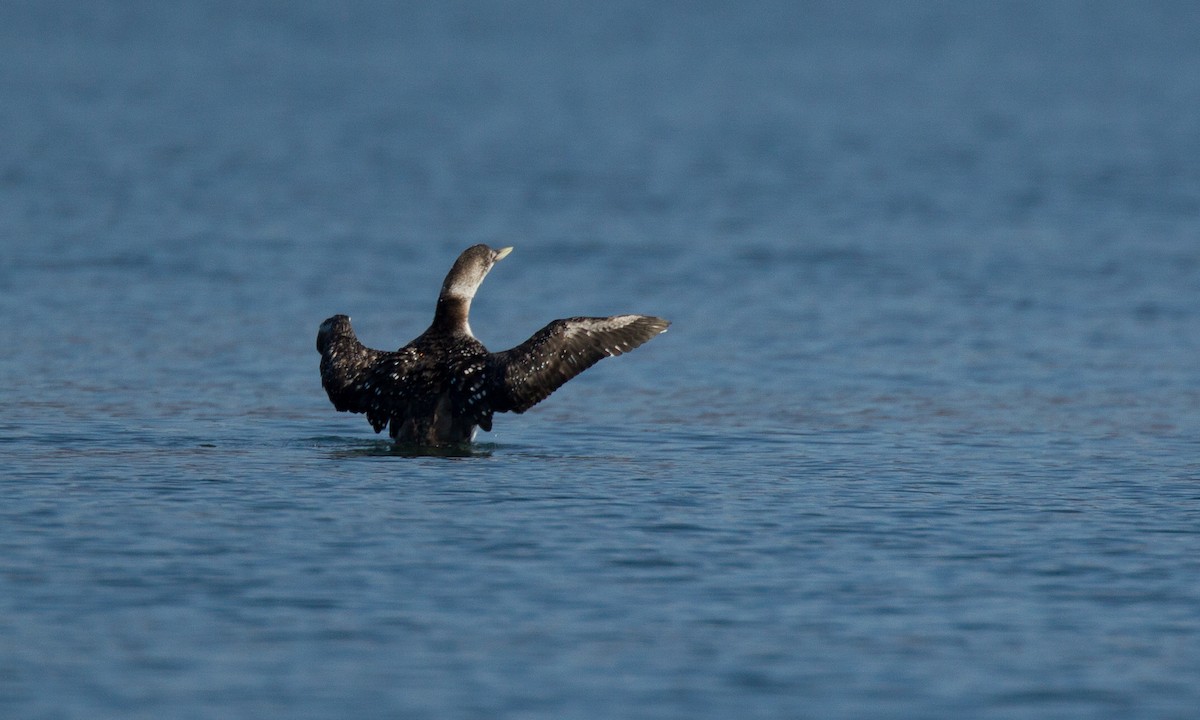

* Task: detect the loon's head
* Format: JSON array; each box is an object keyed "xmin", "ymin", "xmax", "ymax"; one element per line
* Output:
[{"xmin": 440, "ymin": 244, "xmax": 513, "ymax": 302}]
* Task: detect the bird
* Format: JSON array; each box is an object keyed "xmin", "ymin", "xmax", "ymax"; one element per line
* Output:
[{"xmin": 317, "ymin": 244, "xmax": 669, "ymax": 445}]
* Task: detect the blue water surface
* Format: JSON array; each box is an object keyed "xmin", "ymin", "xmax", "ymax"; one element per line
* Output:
[{"xmin": 2, "ymin": 2, "xmax": 1199, "ymax": 718}]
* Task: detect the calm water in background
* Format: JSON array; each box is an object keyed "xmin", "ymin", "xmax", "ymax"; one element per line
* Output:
[{"xmin": 2, "ymin": 1, "xmax": 1200, "ymax": 718}]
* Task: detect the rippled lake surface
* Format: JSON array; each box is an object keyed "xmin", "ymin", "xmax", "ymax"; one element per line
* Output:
[{"xmin": 3, "ymin": 2, "xmax": 1199, "ymax": 718}]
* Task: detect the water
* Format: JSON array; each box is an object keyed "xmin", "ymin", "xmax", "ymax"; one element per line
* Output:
[{"xmin": 3, "ymin": 1, "xmax": 1199, "ymax": 717}]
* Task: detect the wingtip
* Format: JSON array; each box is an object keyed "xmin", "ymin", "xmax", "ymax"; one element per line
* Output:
[{"xmin": 647, "ymin": 316, "xmax": 670, "ymax": 334}]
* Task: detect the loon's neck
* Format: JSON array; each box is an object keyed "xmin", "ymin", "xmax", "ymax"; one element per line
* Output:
[{"xmin": 430, "ymin": 295, "xmax": 473, "ymax": 337}]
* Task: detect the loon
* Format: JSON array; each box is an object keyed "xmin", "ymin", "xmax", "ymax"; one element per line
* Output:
[{"xmin": 317, "ymin": 244, "xmax": 669, "ymax": 445}]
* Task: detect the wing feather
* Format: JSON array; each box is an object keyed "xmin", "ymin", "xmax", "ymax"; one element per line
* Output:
[
  {"xmin": 488, "ymin": 315, "xmax": 669, "ymax": 414},
  {"xmin": 319, "ymin": 322, "xmax": 420, "ymax": 434}
]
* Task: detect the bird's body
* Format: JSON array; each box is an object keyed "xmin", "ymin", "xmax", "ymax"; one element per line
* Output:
[{"xmin": 317, "ymin": 245, "xmax": 669, "ymax": 445}]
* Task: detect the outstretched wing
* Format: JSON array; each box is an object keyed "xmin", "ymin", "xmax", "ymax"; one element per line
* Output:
[
  {"xmin": 320, "ymin": 343, "xmax": 383, "ymax": 415},
  {"xmin": 319, "ymin": 330, "xmax": 419, "ymax": 433},
  {"xmin": 487, "ymin": 315, "xmax": 669, "ymax": 414}
]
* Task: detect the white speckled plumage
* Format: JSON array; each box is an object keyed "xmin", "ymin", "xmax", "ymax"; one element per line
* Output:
[{"xmin": 317, "ymin": 245, "xmax": 669, "ymax": 445}]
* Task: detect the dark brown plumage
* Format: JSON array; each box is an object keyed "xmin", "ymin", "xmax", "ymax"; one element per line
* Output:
[{"xmin": 317, "ymin": 245, "xmax": 669, "ymax": 445}]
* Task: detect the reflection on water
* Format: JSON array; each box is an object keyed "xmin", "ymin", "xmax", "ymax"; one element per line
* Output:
[{"xmin": 321, "ymin": 437, "xmax": 497, "ymax": 460}]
